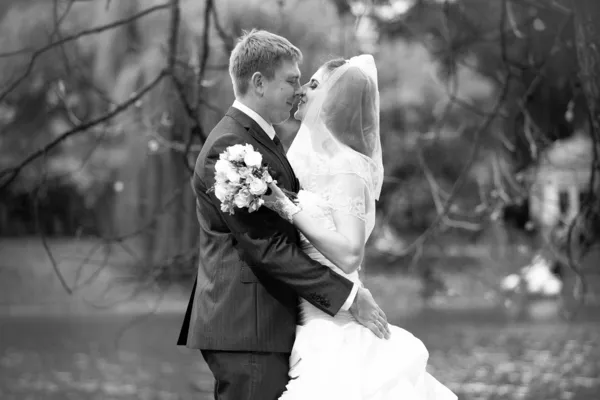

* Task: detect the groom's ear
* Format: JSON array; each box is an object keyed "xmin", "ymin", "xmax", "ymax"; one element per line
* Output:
[{"xmin": 250, "ymin": 72, "xmax": 265, "ymax": 96}]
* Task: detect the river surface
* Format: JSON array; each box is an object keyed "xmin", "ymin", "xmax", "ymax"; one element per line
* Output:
[{"xmin": 1, "ymin": 307, "xmax": 599, "ymax": 400}]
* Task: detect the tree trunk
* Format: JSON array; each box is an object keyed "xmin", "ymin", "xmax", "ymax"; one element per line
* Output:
[
  {"xmin": 573, "ymin": 0, "xmax": 600, "ymax": 189},
  {"xmin": 570, "ymin": 0, "xmax": 600, "ymax": 261}
]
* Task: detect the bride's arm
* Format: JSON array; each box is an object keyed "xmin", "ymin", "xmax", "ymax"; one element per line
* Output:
[
  {"xmin": 293, "ymin": 205, "xmax": 365, "ymax": 274},
  {"xmin": 265, "ymin": 175, "xmax": 367, "ymax": 274}
]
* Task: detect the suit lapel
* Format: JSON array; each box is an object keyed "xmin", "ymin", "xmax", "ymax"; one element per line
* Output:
[{"xmin": 226, "ymin": 107, "xmax": 299, "ymax": 192}]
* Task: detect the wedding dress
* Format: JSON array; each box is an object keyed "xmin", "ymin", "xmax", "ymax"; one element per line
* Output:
[
  {"xmin": 278, "ymin": 54, "xmax": 457, "ymax": 400},
  {"xmin": 278, "ymin": 187, "xmax": 457, "ymax": 400}
]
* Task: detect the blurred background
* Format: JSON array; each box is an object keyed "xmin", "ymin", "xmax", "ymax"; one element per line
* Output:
[{"xmin": 1, "ymin": 0, "xmax": 600, "ymax": 399}]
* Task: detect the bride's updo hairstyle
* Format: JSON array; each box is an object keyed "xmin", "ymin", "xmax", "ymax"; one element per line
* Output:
[{"xmin": 323, "ymin": 58, "xmax": 346, "ymax": 72}]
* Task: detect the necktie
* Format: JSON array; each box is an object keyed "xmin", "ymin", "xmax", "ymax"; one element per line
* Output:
[
  {"xmin": 272, "ymin": 133, "xmax": 299, "ymax": 190},
  {"xmin": 272, "ymin": 134, "xmax": 285, "ymax": 153}
]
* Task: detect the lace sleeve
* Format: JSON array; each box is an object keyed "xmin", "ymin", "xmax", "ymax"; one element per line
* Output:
[{"xmin": 324, "ymin": 174, "xmax": 368, "ymax": 221}]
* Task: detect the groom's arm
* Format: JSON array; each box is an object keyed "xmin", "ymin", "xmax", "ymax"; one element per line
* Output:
[{"xmin": 197, "ymin": 134, "xmax": 356, "ymax": 316}]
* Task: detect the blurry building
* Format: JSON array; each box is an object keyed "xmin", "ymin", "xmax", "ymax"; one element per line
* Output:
[{"xmin": 527, "ymin": 130, "xmax": 594, "ymax": 231}]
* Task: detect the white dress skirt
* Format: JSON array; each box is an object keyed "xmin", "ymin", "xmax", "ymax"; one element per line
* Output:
[{"xmin": 279, "ymin": 191, "xmax": 458, "ymax": 400}]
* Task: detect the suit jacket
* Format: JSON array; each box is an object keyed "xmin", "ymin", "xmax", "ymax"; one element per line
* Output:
[{"xmin": 177, "ymin": 107, "xmax": 354, "ymax": 352}]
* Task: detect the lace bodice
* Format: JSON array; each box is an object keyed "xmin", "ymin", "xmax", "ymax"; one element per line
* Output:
[
  {"xmin": 292, "ymin": 151, "xmax": 375, "ymax": 239},
  {"xmin": 296, "ymin": 190, "xmax": 337, "ymax": 237},
  {"xmin": 295, "ymin": 190, "xmax": 362, "ymax": 285}
]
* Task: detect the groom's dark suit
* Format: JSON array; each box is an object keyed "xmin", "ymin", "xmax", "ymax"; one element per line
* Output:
[{"xmin": 177, "ymin": 107, "xmax": 354, "ymax": 400}]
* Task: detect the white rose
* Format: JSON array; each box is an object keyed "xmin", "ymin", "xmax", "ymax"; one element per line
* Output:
[
  {"xmin": 221, "ymin": 202, "xmax": 233, "ymax": 214},
  {"xmin": 214, "ymin": 184, "xmax": 229, "ymax": 201},
  {"xmin": 248, "ymin": 177, "xmax": 268, "ymax": 196},
  {"xmin": 226, "ymin": 185, "xmax": 238, "ymax": 197},
  {"xmin": 227, "ymin": 144, "xmax": 246, "ymax": 161},
  {"xmin": 226, "ymin": 169, "xmax": 241, "ymax": 184},
  {"xmin": 238, "ymin": 167, "xmax": 252, "ymax": 179},
  {"xmin": 215, "ymin": 170, "xmax": 228, "ymax": 184},
  {"xmin": 244, "ymin": 150, "xmax": 263, "ymax": 168},
  {"xmin": 233, "ymin": 189, "xmax": 252, "ymax": 208},
  {"xmin": 215, "ymin": 159, "xmax": 233, "ymax": 174},
  {"xmin": 261, "ymin": 169, "xmax": 273, "ymax": 184}
]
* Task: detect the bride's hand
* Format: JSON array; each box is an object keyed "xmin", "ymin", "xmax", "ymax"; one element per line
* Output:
[
  {"xmin": 262, "ymin": 182, "xmax": 287, "ymax": 209},
  {"xmin": 262, "ymin": 183, "xmax": 301, "ymax": 222},
  {"xmin": 350, "ymin": 287, "xmax": 391, "ymax": 340}
]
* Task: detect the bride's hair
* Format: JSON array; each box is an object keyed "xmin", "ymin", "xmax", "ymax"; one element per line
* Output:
[{"xmin": 323, "ymin": 58, "xmax": 346, "ymax": 72}]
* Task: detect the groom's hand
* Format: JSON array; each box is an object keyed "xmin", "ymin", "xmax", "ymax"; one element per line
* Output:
[{"xmin": 349, "ymin": 287, "xmax": 391, "ymax": 339}]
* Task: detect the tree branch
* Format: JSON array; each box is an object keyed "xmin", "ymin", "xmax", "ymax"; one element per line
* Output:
[
  {"xmin": 0, "ymin": 70, "xmax": 167, "ymax": 193},
  {"xmin": 401, "ymin": 73, "xmax": 513, "ymax": 255},
  {"xmin": 0, "ymin": 2, "xmax": 171, "ymax": 103}
]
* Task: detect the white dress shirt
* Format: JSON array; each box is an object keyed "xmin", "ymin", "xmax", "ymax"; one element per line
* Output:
[
  {"xmin": 232, "ymin": 100, "xmax": 276, "ymax": 139},
  {"xmin": 230, "ymin": 100, "xmax": 358, "ymax": 312}
]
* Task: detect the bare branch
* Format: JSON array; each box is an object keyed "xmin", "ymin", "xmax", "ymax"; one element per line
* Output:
[
  {"xmin": 169, "ymin": 0, "xmax": 213, "ymax": 172},
  {"xmin": 166, "ymin": 0, "xmax": 180, "ymax": 71},
  {"xmin": 0, "ymin": 0, "xmax": 76, "ymax": 59},
  {"xmin": 0, "ymin": 47, "xmax": 35, "ymax": 59},
  {"xmin": 510, "ymin": 0, "xmax": 572, "ymax": 15},
  {"xmin": 33, "ymin": 153, "xmax": 73, "ymax": 294},
  {"xmin": 0, "ymin": 2, "xmax": 171, "ymax": 103},
  {"xmin": 0, "ymin": 70, "xmax": 167, "ymax": 193},
  {"xmin": 401, "ymin": 73, "xmax": 514, "ymax": 254},
  {"xmin": 196, "ymin": 0, "xmax": 213, "ymax": 101},
  {"xmin": 417, "ymin": 147, "xmax": 482, "ymax": 231},
  {"xmin": 210, "ymin": 1, "xmax": 234, "ymax": 51}
]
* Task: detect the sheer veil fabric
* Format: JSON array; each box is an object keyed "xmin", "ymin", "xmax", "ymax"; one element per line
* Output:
[{"xmin": 287, "ymin": 54, "xmax": 384, "ymax": 238}]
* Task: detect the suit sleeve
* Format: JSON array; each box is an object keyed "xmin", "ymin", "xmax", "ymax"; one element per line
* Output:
[{"xmin": 195, "ymin": 134, "xmax": 354, "ymax": 316}]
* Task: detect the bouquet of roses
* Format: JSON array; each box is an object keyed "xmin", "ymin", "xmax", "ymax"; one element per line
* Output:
[{"xmin": 208, "ymin": 143, "xmax": 296, "ymax": 215}]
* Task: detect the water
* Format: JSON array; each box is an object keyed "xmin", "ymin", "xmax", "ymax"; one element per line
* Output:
[{"xmin": 1, "ymin": 309, "xmax": 599, "ymax": 400}]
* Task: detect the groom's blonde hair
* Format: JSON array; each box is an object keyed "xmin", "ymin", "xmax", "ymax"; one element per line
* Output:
[{"xmin": 229, "ymin": 29, "xmax": 302, "ymax": 96}]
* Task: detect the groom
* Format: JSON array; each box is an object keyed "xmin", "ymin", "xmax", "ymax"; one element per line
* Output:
[{"xmin": 177, "ymin": 29, "xmax": 389, "ymax": 400}]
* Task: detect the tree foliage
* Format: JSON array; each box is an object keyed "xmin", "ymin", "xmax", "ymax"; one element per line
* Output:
[{"xmin": 1, "ymin": 0, "xmax": 599, "ymax": 284}]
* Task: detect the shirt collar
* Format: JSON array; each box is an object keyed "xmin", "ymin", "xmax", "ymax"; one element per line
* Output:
[{"xmin": 232, "ymin": 100, "xmax": 276, "ymax": 140}]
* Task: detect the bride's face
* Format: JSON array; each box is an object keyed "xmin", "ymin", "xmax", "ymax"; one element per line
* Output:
[{"xmin": 294, "ymin": 66, "xmax": 328, "ymax": 121}]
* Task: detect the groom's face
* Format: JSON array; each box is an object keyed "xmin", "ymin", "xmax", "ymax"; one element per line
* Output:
[{"xmin": 262, "ymin": 60, "xmax": 301, "ymax": 125}]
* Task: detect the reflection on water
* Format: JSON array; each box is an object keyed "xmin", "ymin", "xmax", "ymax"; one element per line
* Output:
[{"xmin": 1, "ymin": 308, "xmax": 599, "ymax": 400}]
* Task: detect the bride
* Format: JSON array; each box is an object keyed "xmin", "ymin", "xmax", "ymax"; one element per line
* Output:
[{"xmin": 263, "ymin": 55, "xmax": 457, "ymax": 400}]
